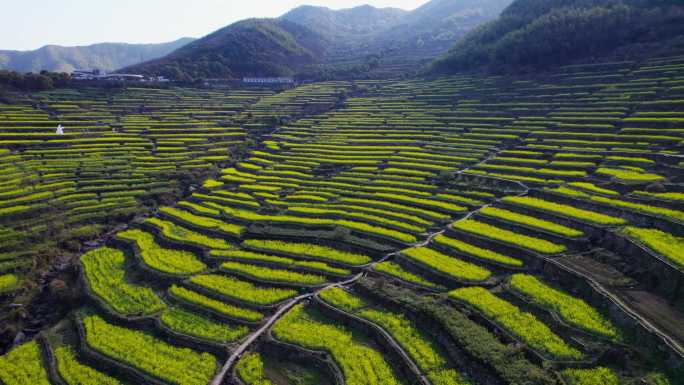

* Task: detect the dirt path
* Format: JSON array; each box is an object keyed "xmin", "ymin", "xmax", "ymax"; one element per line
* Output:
[
  {"xmin": 209, "ymin": 272, "xmax": 362, "ymax": 385},
  {"xmin": 209, "ymin": 100, "xmax": 535, "ymax": 385},
  {"xmin": 209, "ymin": 224, "xmax": 453, "ymax": 385},
  {"xmin": 613, "ymin": 289, "xmax": 684, "ymax": 356}
]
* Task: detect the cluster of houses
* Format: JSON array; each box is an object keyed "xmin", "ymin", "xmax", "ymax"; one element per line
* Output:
[
  {"xmin": 72, "ymin": 70, "xmax": 169, "ymax": 83},
  {"xmin": 241, "ymin": 77, "xmax": 294, "ymax": 84},
  {"xmin": 198, "ymin": 77, "xmax": 296, "ymax": 89},
  {"xmin": 72, "ymin": 70, "xmax": 296, "ymax": 87}
]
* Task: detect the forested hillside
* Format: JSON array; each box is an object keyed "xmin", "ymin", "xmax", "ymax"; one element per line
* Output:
[
  {"xmin": 374, "ymin": 0, "xmax": 512, "ymax": 50},
  {"xmin": 281, "ymin": 5, "xmax": 407, "ymax": 38},
  {"xmin": 431, "ymin": 0, "xmax": 684, "ymax": 73},
  {"xmin": 288, "ymin": 0, "xmax": 512, "ymax": 79},
  {"xmin": 128, "ymin": 0, "xmax": 512, "ymax": 81},
  {"xmin": 124, "ymin": 19, "xmax": 326, "ymax": 81}
]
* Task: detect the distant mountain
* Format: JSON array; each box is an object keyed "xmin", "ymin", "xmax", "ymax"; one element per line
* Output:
[
  {"xmin": 374, "ymin": 0, "xmax": 513, "ymax": 50},
  {"xmin": 430, "ymin": 0, "xmax": 684, "ymax": 74},
  {"xmin": 124, "ymin": 19, "xmax": 326, "ymax": 81},
  {"xmin": 283, "ymin": 0, "xmax": 512, "ymax": 79},
  {"xmin": 281, "ymin": 5, "xmax": 407, "ymax": 38},
  {"xmin": 297, "ymin": 0, "xmax": 513, "ymax": 79},
  {"xmin": 0, "ymin": 38, "xmax": 195, "ymax": 74},
  {"xmin": 127, "ymin": 0, "xmax": 514, "ymax": 81}
]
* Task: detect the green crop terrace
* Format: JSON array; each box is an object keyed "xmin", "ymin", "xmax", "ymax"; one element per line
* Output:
[{"xmin": 1, "ymin": 55, "xmax": 683, "ymax": 385}]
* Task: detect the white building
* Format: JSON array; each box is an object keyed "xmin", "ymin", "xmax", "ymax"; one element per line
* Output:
[
  {"xmin": 96, "ymin": 74, "xmax": 145, "ymax": 81},
  {"xmin": 72, "ymin": 69, "xmax": 101, "ymax": 80},
  {"xmin": 242, "ymin": 77, "xmax": 294, "ymax": 84},
  {"xmin": 71, "ymin": 70, "xmax": 146, "ymax": 82}
]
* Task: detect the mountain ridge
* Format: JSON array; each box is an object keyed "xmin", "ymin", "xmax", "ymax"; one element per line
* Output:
[
  {"xmin": 0, "ymin": 38, "xmax": 195, "ymax": 73},
  {"xmin": 126, "ymin": 0, "xmax": 512, "ymax": 81},
  {"xmin": 430, "ymin": 0, "xmax": 684, "ymax": 74},
  {"xmin": 122, "ymin": 19, "xmax": 326, "ymax": 81},
  {"xmin": 281, "ymin": 5, "xmax": 407, "ymax": 38}
]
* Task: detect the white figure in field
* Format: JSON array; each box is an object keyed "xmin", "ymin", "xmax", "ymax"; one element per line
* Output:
[{"xmin": 56, "ymin": 124, "xmax": 64, "ymax": 135}]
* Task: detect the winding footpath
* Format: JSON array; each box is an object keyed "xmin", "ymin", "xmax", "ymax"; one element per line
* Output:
[
  {"xmin": 209, "ymin": 219, "xmax": 457, "ymax": 385},
  {"xmin": 209, "ymin": 272, "xmax": 362, "ymax": 385},
  {"xmin": 209, "ymin": 146, "xmax": 532, "ymax": 385}
]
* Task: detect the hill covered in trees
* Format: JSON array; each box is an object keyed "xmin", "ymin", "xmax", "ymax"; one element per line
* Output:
[
  {"xmin": 0, "ymin": 70, "xmax": 71, "ymax": 92},
  {"xmin": 311, "ymin": 0, "xmax": 513, "ymax": 79},
  {"xmin": 128, "ymin": 0, "xmax": 513, "ymax": 81},
  {"xmin": 124, "ymin": 19, "xmax": 326, "ymax": 81},
  {"xmin": 281, "ymin": 5, "xmax": 407, "ymax": 39},
  {"xmin": 282, "ymin": 0, "xmax": 512, "ymax": 50},
  {"xmin": 372, "ymin": 0, "xmax": 513, "ymax": 51},
  {"xmin": 430, "ymin": 0, "xmax": 684, "ymax": 74},
  {"xmin": 0, "ymin": 38, "xmax": 195, "ymax": 73}
]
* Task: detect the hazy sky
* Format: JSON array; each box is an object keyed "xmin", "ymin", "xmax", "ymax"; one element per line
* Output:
[{"xmin": 1, "ymin": 0, "xmax": 427, "ymax": 51}]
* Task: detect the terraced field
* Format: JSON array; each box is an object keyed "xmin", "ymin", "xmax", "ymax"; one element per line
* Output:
[{"xmin": 1, "ymin": 55, "xmax": 684, "ymax": 385}]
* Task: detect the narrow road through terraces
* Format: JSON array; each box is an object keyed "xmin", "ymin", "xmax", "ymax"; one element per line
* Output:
[
  {"xmin": 209, "ymin": 218, "xmax": 457, "ymax": 385},
  {"xmin": 210, "ymin": 122, "xmax": 532, "ymax": 385}
]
